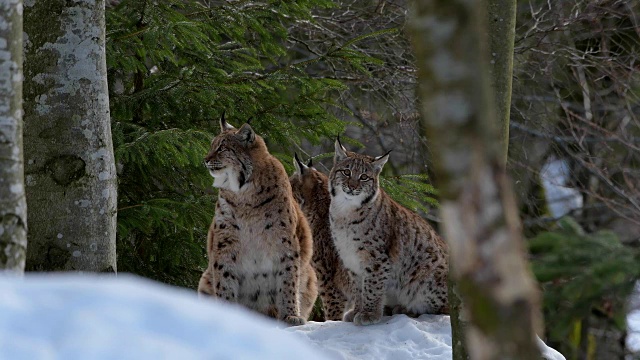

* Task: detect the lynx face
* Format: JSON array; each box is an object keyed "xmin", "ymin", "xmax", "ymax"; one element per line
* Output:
[
  {"xmin": 329, "ymin": 139, "xmax": 389, "ymax": 207},
  {"xmin": 204, "ymin": 117, "xmax": 255, "ymax": 192}
]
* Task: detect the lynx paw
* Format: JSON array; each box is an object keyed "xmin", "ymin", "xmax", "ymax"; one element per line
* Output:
[
  {"xmin": 353, "ymin": 311, "xmax": 382, "ymax": 326},
  {"xmin": 343, "ymin": 308, "xmax": 358, "ymax": 322},
  {"xmin": 282, "ymin": 315, "xmax": 306, "ymax": 326}
]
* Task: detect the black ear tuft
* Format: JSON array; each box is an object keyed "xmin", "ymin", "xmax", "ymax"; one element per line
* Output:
[
  {"xmin": 334, "ymin": 135, "xmax": 348, "ymax": 163},
  {"xmin": 372, "ymin": 150, "xmax": 391, "ymax": 172},
  {"xmin": 220, "ymin": 110, "xmax": 235, "ymax": 132},
  {"xmin": 307, "ymin": 157, "xmax": 313, "ymax": 168},
  {"xmin": 293, "ymin": 152, "xmax": 308, "ymax": 175}
]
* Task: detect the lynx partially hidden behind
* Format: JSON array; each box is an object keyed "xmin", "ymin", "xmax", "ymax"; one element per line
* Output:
[
  {"xmin": 197, "ymin": 115, "xmax": 317, "ymax": 325},
  {"xmin": 329, "ymin": 139, "xmax": 449, "ymax": 326},
  {"xmin": 290, "ymin": 154, "xmax": 352, "ymax": 320}
]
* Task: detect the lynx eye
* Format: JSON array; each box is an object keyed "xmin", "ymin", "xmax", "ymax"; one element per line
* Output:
[
  {"xmin": 342, "ymin": 169, "xmax": 351, "ymax": 177},
  {"xmin": 217, "ymin": 145, "xmax": 227, "ymax": 152},
  {"xmin": 359, "ymin": 174, "xmax": 370, "ymax": 181}
]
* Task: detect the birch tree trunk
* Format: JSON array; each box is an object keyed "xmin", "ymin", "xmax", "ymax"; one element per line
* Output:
[
  {"xmin": 408, "ymin": 1, "xmax": 542, "ymax": 359},
  {"xmin": 0, "ymin": 0, "xmax": 27, "ymax": 274},
  {"xmin": 23, "ymin": 0, "xmax": 117, "ymax": 272}
]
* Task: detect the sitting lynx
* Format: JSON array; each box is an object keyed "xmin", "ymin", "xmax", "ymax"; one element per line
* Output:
[
  {"xmin": 329, "ymin": 139, "xmax": 449, "ymax": 326},
  {"xmin": 290, "ymin": 154, "xmax": 352, "ymax": 320},
  {"xmin": 197, "ymin": 115, "xmax": 317, "ymax": 325}
]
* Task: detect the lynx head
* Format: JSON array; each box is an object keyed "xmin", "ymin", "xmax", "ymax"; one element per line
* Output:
[
  {"xmin": 290, "ymin": 153, "xmax": 328, "ymax": 209},
  {"xmin": 329, "ymin": 137, "xmax": 389, "ymax": 207},
  {"xmin": 204, "ymin": 112, "xmax": 260, "ymax": 191}
]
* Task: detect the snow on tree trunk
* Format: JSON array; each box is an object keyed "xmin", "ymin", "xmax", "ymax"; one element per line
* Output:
[
  {"xmin": 408, "ymin": 1, "xmax": 542, "ymax": 359},
  {"xmin": 0, "ymin": 0, "xmax": 27, "ymax": 274},
  {"xmin": 23, "ymin": 0, "xmax": 117, "ymax": 272}
]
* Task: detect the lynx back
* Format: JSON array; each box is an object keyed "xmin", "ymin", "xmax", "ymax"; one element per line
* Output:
[{"xmin": 290, "ymin": 154, "xmax": 352, "ymax": 320}]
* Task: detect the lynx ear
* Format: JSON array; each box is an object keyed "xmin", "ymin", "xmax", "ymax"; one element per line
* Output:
[
  {"xmin": 372, "ymin": 150, "xmax": 391, "ymax": 173},
  {"xmin": 293, "ymin": 153, "xmax": 308, "ymax": 175},
  {"xmin": 220, "ymin": 111, "xmax": 235, "ymax": 132},
  {"xmin": 236, "ymin": 123, "xmax": 256, "ymax": 145},
  {"xmin": 307, "ymin": 157, "xmax": 313, "ymax": 168},
  {"xmin": 334, "ymin": 136, "xmax": 348, "ymax": 163}
]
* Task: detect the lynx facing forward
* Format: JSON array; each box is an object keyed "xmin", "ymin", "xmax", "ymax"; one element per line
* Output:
[
  {"xmin": 290, "ymin": 154, "xmax": 352, "ymax": 320},
  {"xmin": 329, "ymin": 139, "xmax": 449, "ymax": 326},
  {"xmin": 197, "ymin": 115, "xmax": 317, "ymax": 325}
]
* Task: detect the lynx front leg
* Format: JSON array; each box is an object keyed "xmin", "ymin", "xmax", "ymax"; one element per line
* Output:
[
  {"xmin": 320, "ymin": 285, "xmax": 349, "ymax": 321},
  {"xmin": 198, "ymin": 225, "xmax": 217, "ymax": 297},
  {"xmin": 197, "ymin": 266, "xmax": 215, "ymax": 297},
  {"xmin": 276, "ymin": 252, "xmax": 305, "ymax": 325},
  {"xmin": 211, "ymin": 243, "xmax": 240, "ymax": 302},
  {"xmin": 343, "ymin": 272, "xmax": 363, "ymax": 322},
  {"xmin": 353, "ymin": 261, "xmax": 390, "ymax": 326}
]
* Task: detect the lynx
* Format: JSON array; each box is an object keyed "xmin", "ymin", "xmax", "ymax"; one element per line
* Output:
[
  {"xmin": 197, "ymin": 115, "xmax": 317, "ymax": 325},
  {"xmin": 290, "ymin": 154, "xmax": 352, "ymax": 320},
  {"xmin": 329, "ymin": 139, "xmax": 449, "ymax": 326}
]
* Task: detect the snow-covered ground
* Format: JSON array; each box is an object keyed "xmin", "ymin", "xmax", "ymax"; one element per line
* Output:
[
  {"xmin": 288, "ymin": 315, "xmax": 451, "ymax": 359},
  {"xmin": 0, "ymin": 274, "xmax": 567, "ymax": 359},
  {"xmin": 0, "ymin": 274, "xmax": 325, "ymax": 360}
]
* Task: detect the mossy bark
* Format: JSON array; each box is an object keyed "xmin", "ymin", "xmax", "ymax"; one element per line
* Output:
[
  {"xmin": 449, "ymin": 273, "xmax": 468, "ymax": 360},
  {"xmin": 23, "ymin": 0, "xmax": 117, "ymax": 272},
  {"xmin": 0, "ymin": 0, "xmax": 27, "ymax": 274},
  {"xmin": 408, "ymin": 0, "xmax": 542, "ymax": 359},
  {"xmin": 486, "ymin": 0, "xmax": 516, "ymax": 165}
]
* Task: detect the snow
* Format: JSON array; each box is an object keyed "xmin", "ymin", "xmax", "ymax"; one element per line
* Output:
[
  {"xmin": 0, "ymin": 274, "xmax": 567, "ymax": 359},
  {"xmin": 289, "ymin": 316, "xmax": 565, "ymax": 360},
  {"xmin": 288, "ymin": 315, "xmax": 452, "ymax": 359},
  {"xmin": 627, "ymin": 283, "xmax": 640, "ymax": 353},
  {"xmin": 540, "ymin": 158, "xmax": 583, "ymax": 218},
  {"xmin": 628, "ymin": 310, "xmax": 640, "ymax": 352},
  {"xmin": 0, "ymin": 274, "xmax": 326, "ymax": 360}
]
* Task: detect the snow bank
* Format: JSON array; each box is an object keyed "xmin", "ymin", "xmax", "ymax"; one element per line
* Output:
[
  {"xmin": 288, "ymin": 315, "xmax": 451, "ymax": 360},
  {"xmin": 289, "ymin": 315, "xmax": 565, "ymax": 360},
  {"xmin": 0, "ymin": 274, "xmax": 566, "ymax": 359},
  {"xmin": 0, "ymin": 274, "xmax": 326, "ymax": 360}
]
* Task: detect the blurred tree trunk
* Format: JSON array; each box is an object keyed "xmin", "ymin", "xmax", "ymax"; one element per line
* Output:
[
  {"xmin": 0, "ymin": 0, "xmax": 27, "ymax": 274},
  {"xmin": 408, "ymin": 0, "xmax": 542, "ymax": 359},
  {"xmin": 23, "ymin": 0, "xmax": 117, "ymax": 272},
  {"xmin": 486, "ymin": 0, "xmax": 516, "ymax": 166}
]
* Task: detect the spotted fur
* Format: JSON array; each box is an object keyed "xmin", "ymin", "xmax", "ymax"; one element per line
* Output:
[
  {"xmin": 328, "ymin": 139, "xmax": 449, "ymax": 326},
  {"xmin": 290, "ymin": 154, "xmax": 352, "ymax": 320},
  {"xmin": 197, "ymin": 115, "xmax": 317, "ymax": 325}
]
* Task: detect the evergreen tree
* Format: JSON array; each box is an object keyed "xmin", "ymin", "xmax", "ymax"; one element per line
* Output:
[
  {"xmin": 106, "ymin": 0, "xmax": 434, "ymax": 288},
  {"xmin": 530, "ymin": 217, "xmax": 640, "ymax": 359}
]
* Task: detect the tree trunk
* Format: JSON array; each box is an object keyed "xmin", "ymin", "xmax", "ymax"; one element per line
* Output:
[
  {"xmin": 408, "ymin": 1, "xmax": 542, "ymax": 359},
  {"xmin": 23, "ymin": 0, "xmax": 117, "ymax": 272},
  {"xmin": 448, "ymin": 2, "xmax": 519, "ymax": 358},
  {"xmin": 486, "ymin": 0, "xmax": 516, "ymax": 165},
  {"xmin": 0, "ymin": 0, "xmax": 27, "ymax": 274}
]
